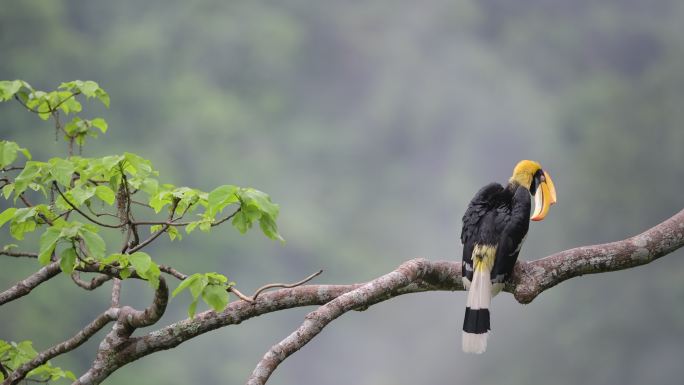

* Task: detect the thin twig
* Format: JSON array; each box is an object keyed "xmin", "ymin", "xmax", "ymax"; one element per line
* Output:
[
  {"xmin": 250, "ymin": 270, "xmax": 323, "ymax": 301},
  {"xmin": 13, "ymin": 94, "xmax": 43, "ymax": 114},
  {"xmin": 229, "ymin": 287, "xmax": 254, "ymax": 302},
  {"xmin": 132, "ymin": 207, "xmax": 240, "ymax": 227},
  {"xmin": 127, "ymin": 199, "xmax": 179, "ymax": 253},
  {"xmin": 0, "ymin": 250, "xmax": 38, "ymax": 258},
  {"xmin": 130, "ymin": 199, "xmax": 152, "ymax": 208},
  {"xmin": 0, "ymin": 166, "xmax": 25, "ymax": 172},
  {"xmin": 85, "ymin": 204, "xmax": 120, "ymax": 219},
  {"xmin": 126, "ymin": 226, "xmax": 167, "ymax": 253},
  {"xmin": 159, "ymin": 265, "xmax": 187, "ymax": 280},
  {"xmin": 53, "ymin": 182, "xmax": 124, "ymax": 228}
]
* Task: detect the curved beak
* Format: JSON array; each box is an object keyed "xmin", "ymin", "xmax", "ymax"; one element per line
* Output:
[{"xmin": 531, "ymin": 170, "xmax": 557, "ymax": 221}]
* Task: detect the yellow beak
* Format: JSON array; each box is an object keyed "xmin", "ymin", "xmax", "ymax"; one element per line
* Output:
[{"xmin": 531, "ymin": 171, "xmax": 557, "ymax": 221}]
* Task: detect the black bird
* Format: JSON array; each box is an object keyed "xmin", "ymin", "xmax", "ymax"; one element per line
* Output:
[{"xmin": 461, "ymin": 160, "xmax": 557, "ymax": 353}]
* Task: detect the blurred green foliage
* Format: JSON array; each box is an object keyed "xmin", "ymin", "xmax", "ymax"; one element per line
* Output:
[{"xmin": 0, "ymin": 0, "xmax": 683, "ymax": 384}]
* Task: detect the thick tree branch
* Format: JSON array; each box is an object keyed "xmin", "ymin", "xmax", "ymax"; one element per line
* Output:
[
  {"xmin": 3, "ymin": 308, "xmax": 118, "ymax": 385},
  {"xmin": 0, "ymin": 262, "xmax": 61, "ymax": 306},
  {"xmin": 111, "ymin": 279, "xmax": 122, "ymax": 307},
  {"xmin": 73, "ymin": 279, "xmax": 168, "ymax": 385},
  {"xmin": 0, "ymin": 209, "xmax": 676, "ymax": 385},
  {"xmin": 246, "ymin": 210, "xmax": 684, "ymax": 384},
  {"xmin": 510, "ymin": 208, "xmax": 684, "ymax": 303},
  {"xmin": 245, "ymin": 259, "xmax": 445, "ymax": 385},
  {"xmin": 125, "ymin": 277, "xmax": 169, "ymax": 328},
  {"xmin": 72, "ymin": 209, "xmax": 684, "ymax": 385}
]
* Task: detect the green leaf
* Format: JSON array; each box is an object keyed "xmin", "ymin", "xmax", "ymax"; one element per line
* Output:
[
  {"xmin": 80, "ymin": 80, "xmax": 99, "ymax": 97},
  {"xmin": 49, "ymin": 158, "xmax": 74, "ymax": 187},
  {"xmin": 14, "ymin": 161, "xmax": 43, "ymax": 196},
  {"xmin": 208, "ymin": 185, "xmax": 238, "ymax": 216},
  {"xmin": 97, "ymin": 90, "xmax": 110, "ymax": 108},
  {"xmin": 120, "ymin": 268, "xmax": 132, "ymax": 280},
  {"xmin": 205, "ymin": 272, "xmax": 228, "ymax": 284},
  {"xmin": 202, "ymin": 284, "xmax": 230, "ymax": 312},
  {"xmin": 91, "ymin": 118, "xmax": 108, "ymax": 133},
  {"xmin": 231, "ymin": 210, "xmax": 250, "ymax": 233},
  {"xmin": 190, "ymin": 275, "xmax": 208, "ymax": 299},
  {"xmin": 149, "ymin": 191, "xmax": 171, "ymax": 213},
  {"xmin": 185, "ymin": 221, "xmax": 199, "ymax": 234},
  {"xmin": 94, "ymin": 185, "xmax": 115, "ymax": 205},
  {"xmin": 167, "ymin": 226, "xmax": 181, "ymax": 241},
  {"xmin": 9, "ymin": 219, "xmax": 36, "ymax": 240},
  {"xmin": 16, "ymin": 340, "xmax": 38, "ymax": 357},
  {"xmin": 18, "ymin": 147, "xmax": 31, "ymax": 161},
  {"xmin": 129, "ymin": 252, "xmax": 151, "ymax": 274},
  {"xmin": 58, "ymin": 221, "xmax": 83, "ymax": 239},
  {"xmin": 0, "ymin": 80, "xmax": 23, "ymax": 101},
  {"xmin": 0, "ymin": 207, "xmax": 16, "ymax": 227},
  {"xmin": 129, "ymin": 251, "xmax": 159, "ymax": 288},
  {"xmin": 259, "ymin": 214, "xmax": 284, "ymax": 242},
  {"xmin": 12, "ymin": 207, "xmax": 36, "ymax": 223},
  {"xmin": 69, "ymin": 186, "xmax": 96, "ymax": 206},
  {"xmin": 187, "ymin": 299, "xmax": 199, "ymax": 318},
  {"xmin": 139, "ymin": 177, "xmax": 159, "ymax": 195},
  {"xmin": 172, "ymin": 274, "xmax": 198, "ymax": 298},
  {"xmin": 0, "ymin": 141, "xmax": 19, "ymax": 168},
  {"xmin": 59, "ymin": 247, "xmax": 77, "ymax": 273},
  {"xmin": 145, "ymin": 262, "xmax": 161, "ymax": 289},
  {"xmin": 3, "ymin": 183, "xmax": 14, "ymax": 199},
  {"xmin": 38, "ymin": 227, "xmax": 61, "ymax": 265},
  {"xmin": 79, "ymin": 228, "xmax": 105, "ymax": 259},
  {"xmin": 199, "ymin": 220, "xmax": 211, "ymax": 232},
  {"xmin": 239, "ymin": 188, "xmax": 280, "ymax": 218}
]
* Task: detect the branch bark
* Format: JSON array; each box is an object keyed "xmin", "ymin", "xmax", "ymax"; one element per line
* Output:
[
  {"xmin": 60, "ymin": 209, "xmax": 684, "ymax": 385},
  {"xmin": 2, "ymin": 210, "xmax": 681, "ymax": 385},
  {"xmin": 71, "ymin": 272, "xmax": 113, "ymax": 291},
  {"xmin": 247, "ymin": 208, "xmax": 684, "ymax": 384},
  {"xmin": 0, "ymin": 262, "xmax": 61, "ymax": 306}
]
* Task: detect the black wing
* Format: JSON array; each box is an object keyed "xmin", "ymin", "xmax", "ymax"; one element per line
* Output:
[
  {"xmin": 491, "ymin": 185, "xmax": 531, "ymax": 282},
  {"xmin": 461, "ymin": 182, "xmax": 504, "ymax": 282}
]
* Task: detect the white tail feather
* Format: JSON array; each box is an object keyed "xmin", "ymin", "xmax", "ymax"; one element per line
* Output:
[
  {"xmin": 466, "ymin": 269, "xmax": 492, "ymax": 310},
  {"xmin": 463, "ymin": 244, "xmax": 495, "ymax": 354},
  {"xmin": 462, "ymin": 331, "xmax": 488, "ymax": 354}
]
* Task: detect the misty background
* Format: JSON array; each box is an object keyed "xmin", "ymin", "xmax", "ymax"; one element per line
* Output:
[{"xmin": 1, "ymin": 0, "xmax": 683, "ymax": 384}]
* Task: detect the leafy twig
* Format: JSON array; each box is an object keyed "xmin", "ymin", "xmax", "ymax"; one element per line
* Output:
[{"xmin": 53, "ymin": 182, "xmax": 124, "ymax": 229}]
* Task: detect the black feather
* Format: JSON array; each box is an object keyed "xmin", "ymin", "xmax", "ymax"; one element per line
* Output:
[{"xmin": 461, "ymin": 182, "xmax": 531, "ymax": 284}]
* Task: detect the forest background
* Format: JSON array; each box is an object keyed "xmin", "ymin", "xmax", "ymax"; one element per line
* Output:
[{"xmin": 1, "ymin": 1, "xmax": 683, "ymax": 384}]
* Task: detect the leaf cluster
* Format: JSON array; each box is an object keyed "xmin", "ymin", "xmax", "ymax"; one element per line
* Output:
[
  {"xmin": 0, "ymin": 340, "xmax": 76, "ymax": 382},
  {"xmin": 0, "ymin": 80, "xmax": 285, "ymax": 357}
]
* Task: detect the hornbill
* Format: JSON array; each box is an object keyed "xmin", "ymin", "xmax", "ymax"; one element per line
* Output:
[{"xmin": 461, "ymin": 160, "xmax": 557, "ymax": 354}]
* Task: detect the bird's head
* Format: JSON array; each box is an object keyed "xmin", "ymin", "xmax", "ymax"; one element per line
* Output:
[{"xmin": 510, "ymin": 160, "xmax": 557, "ymax": 221}]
